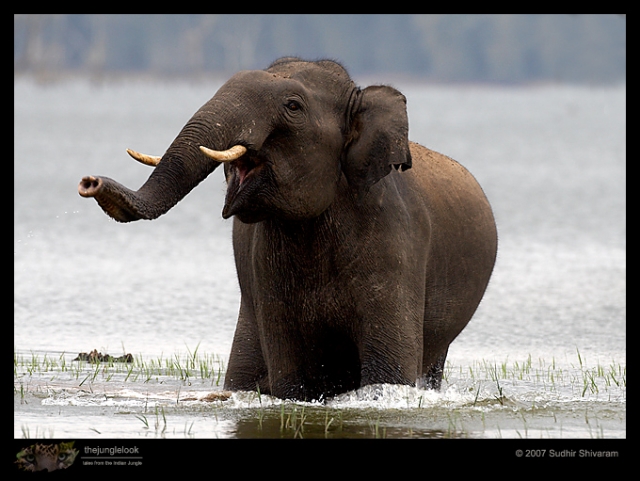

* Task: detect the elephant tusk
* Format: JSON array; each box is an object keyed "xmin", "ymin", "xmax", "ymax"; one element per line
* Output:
[
  {"xmin": 126, "ymin": 148, "xmax": 161, "ymax": 167},
  {"xmin": 199, "ymin": 145, "xmax": 247, "ymax": 162}
]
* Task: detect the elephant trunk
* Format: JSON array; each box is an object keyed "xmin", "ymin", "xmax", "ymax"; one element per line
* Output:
[{"xmin": 78, "ymin": 108, "xmax": 247, "ymax": 223}]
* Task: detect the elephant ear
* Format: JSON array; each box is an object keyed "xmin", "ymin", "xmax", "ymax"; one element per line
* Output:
[{"xmin": 343, "ymin": 85, "xmax": 412, "ymax": 193}]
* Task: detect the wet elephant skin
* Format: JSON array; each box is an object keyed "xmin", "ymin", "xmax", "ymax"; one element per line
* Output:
[{"xmin": 79, "ymin": 57, "xmax": 497, "ymax": 401}]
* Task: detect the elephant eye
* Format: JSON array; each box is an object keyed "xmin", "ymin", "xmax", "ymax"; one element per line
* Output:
[{"xmin": 286, "ymin": 100, "xmax": 302, "ymax": 111}]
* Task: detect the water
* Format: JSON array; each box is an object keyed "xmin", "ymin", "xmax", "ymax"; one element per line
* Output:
[{"xmin": 14, "ymin": 77, "xmax": 625, "ymax": 439}]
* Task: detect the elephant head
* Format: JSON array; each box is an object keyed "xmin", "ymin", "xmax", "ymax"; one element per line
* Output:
[{"xmin": 78, "ymin": 57, "xmax": 412, "ymax": 224}]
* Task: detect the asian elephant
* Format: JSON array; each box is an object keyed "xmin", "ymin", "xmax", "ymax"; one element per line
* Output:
[{"xmin": 78, "ymin": 57, "xmax": 497, "ymax": 401}]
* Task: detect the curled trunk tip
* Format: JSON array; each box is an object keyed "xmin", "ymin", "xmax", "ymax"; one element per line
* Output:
[
  {"xmin": 77, "ymin": 175, "xmax": 145, "ymax": 222},
  {"xmin": 78, "ymin": 175, "xmax": 102, "ymax": 197}
]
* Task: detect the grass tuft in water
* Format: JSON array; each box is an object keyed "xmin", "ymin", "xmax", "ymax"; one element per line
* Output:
[{"xmin": 14, "ymin": 347, "xmax": 227, "ymax": 390}]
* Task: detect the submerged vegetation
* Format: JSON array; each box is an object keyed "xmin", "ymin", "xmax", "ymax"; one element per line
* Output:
[{"xmin": 14, "ymin": 347, "xmax": 625, "ymax": 439}]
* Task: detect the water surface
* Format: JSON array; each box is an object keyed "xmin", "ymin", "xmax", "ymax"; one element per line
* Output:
[{"xmin": 14, "ymin": 77, "xmax": 625, "ymax": 438}]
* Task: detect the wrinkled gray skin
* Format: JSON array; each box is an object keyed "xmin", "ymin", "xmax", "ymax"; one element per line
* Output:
[{"xmin": 79, "ymin": 58, "xmax": 497, "ymax": 401}]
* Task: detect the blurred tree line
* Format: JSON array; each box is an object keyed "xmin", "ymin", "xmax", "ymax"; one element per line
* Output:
[{"xmin": 14, "ymin": 14, "xmax": 625, "ymax": 83}]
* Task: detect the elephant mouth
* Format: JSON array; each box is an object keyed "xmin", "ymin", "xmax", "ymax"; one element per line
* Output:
[
  {"xmin": 222, "ymin": 150, "xmax": 269, "ymax": 219},
  {"xmin": 234, "ymin": 155, "xmax": 261, "ymax": 186}
]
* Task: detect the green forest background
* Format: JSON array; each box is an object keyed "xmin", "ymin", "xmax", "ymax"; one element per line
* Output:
[{"xmin": 14, "ymin": 14, "xmax": 625, "ymax": 84}]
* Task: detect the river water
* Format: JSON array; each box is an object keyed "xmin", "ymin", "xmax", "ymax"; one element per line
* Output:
[{"xmin": 14, "ymin": 76, "xmax": 625, "ymax": 439}]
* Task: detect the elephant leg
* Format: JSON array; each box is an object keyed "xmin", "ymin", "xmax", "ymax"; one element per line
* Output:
[
  {"xmin": 417, "ymin": 349, "xmax": 448, "ymax": 390},
  {"xmin": 360, "ymin": 358, "xmax": 417, "ymax": 387},
  {"xmin": 224, "ymin": 303, "xmax": 270, "ymax": 394},
  {"xmin": 359, "ymin": 335, "xmax": 421, "ymax": 387}
]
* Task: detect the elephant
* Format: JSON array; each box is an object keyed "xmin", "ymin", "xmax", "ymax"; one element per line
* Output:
[{"xmin": 78, "ymin": 57, "xmax": 497, "ymax": 401}]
